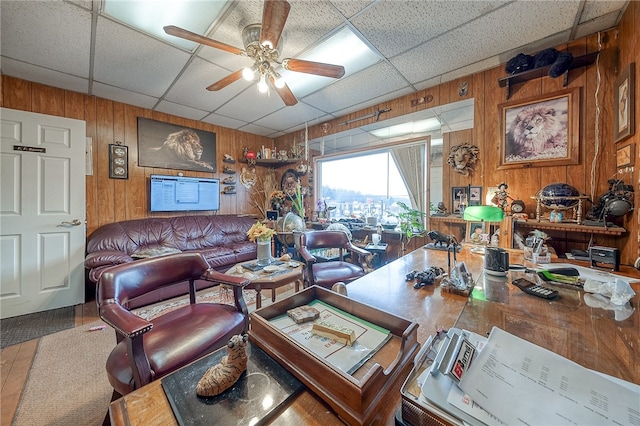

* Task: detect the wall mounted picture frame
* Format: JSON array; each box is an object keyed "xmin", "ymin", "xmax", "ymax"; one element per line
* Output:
[
  {"xmin": 109, "ymin": 144, "xmax": 128, "ymax": 179},
  {"xmin": 498, "ymin": 87, "xmax": 580, "ymax": 169},
  {"xmin": 616, "ymin": 143, "xmax": 634, "ymax": 168},
  {"xmin": 614, "ymin": 63, "xmax": 635, "ymax": 143},
  {"xmin": 469, "ymin": 186, "xmax": 482, "ymax": 206},
  {"xmin": 137, "ymin": 117, "xmax": 216, "ymax": 172},
  {"xmin": 452, "ymin": 186, "xmax": 468, "ymax": 213},
  {"xmin": 466, "ymin": 222, "xmax": 486, "ymax": 244}
]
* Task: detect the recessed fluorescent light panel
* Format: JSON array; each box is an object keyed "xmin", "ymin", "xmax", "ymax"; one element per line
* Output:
[
  {"xmin": 370, "ymin": 117, "xmax": 441, "ymax": 139},
  {"xmin": 281, "ymin": 27, "xmax": 380, "ymax": 97},
  {"xmin": 102, "ymin": 0, "xmax": 227, "ymax": 51}
]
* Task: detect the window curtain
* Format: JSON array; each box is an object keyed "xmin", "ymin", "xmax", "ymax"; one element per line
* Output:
[{"xmin": 391, "ymin": 143, "xmax": 426, "ymax": 214}]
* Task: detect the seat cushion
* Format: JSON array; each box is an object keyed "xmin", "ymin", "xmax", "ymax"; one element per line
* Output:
[
  {"xmin": 309, "ymin": 261, "xmax": 365, "ymax": 288},
  {"xmin": 105, "ymin": 303, "xmax": 246, "ymax": 396}
]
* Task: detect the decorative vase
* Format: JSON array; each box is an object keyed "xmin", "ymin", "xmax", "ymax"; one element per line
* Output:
[{"xmin": 256, "ymin": 236, "xmax": 272, "ymax": 266}]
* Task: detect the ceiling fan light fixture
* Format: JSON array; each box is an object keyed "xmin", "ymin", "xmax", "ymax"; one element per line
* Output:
[
  {"xmin": 271, "ymin": 71, "xmax": 285, "ymax": 89},
  {"xmin": 257, "ymin": 74, "xmax": 269, "ymax": 93},
  {"xmin": 242, "ymin": 66, "xmax": 256, "ymax": 81}
]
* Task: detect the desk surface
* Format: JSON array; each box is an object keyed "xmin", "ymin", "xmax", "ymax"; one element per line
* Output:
[{"xmin": 110, "ymin": 248, "xmax": 640, "ymax": 425}]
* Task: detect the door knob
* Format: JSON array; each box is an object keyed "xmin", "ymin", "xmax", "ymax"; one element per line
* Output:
[{"xmin": 59, "ymin": 219, "xmax": 83, "ymax": 227}]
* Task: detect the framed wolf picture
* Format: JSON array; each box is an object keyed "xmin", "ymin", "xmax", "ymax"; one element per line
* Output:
[
  {"xmin": 137, "ymin": 117, "xmax": 216, "ymax": 172},
  {"xmin": 498, "ymin": 88, "xmax": 580, "ymax": 169}
]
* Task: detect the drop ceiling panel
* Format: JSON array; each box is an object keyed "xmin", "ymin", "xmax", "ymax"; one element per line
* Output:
[
  {"xmin": 214, "ymin": 85, "xmax": 288, "ymax": 123},
  {"xmin": 93, "ymin": 17, "xmax": 191, "ymax": 97},
  {"xmin": 392, "ymin": 1, "xmax": 580, "ymax": 84},
  {"xmin": 581, "ymin": 0, "xmax": 627, "ymax": 22},
  {"xmin": 254, "ymin": 103, "xmax": 329, "ymax": 132},
  {"xmin": 164, "ymin": 57, "xmax": 250, "ymax": 111},
  {"xmin": 0, "ymin": 58, "xmax": 89, "ymax": 94},
  {"xmin": 155, "ymin": 100, "xmax": 209, "ymax": 121},
  {"xmin": 303, "ymin": 62, "xmax": 409, "ymax": 114},
  {"xmin": 0, "ymin": 1, "xmax": 91, "ymax": 78},
  {"xmin": 351, "ymin": 0, "xmax": 507, "ymax": 58},
  {"xmin": 91, "ymin": 82, "xmax": 159, "ymax": 110}
]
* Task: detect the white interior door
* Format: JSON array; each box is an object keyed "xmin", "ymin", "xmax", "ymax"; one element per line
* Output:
[{"xmin": 1, "ymin": 108, "xmax": 86, "ymax": 319}]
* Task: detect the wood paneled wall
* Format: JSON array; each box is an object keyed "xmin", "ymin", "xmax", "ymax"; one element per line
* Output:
[
  {"xmin": 0, "ymin": 76, "xmax": 274, "ymax": 235},
  {"xmin": 2, "ymin": 4, "xmax": 637, "ymax": 264}
]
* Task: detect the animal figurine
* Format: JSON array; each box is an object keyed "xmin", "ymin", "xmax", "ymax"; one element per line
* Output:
[
  {"xmin": 427, "ymin": 230, "xmax": 458, "ymax": 248},
  {"xmin": 413, "ymin": 267, "xmax": 446, "ymax": 289},
  {"xmin": 196, "ymin": 334, "xmax": 248, "ymax": 397}
]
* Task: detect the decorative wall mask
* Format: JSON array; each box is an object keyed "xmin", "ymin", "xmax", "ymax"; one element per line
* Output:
[{"xmin": 447, "ymin": 144, "xmax": 479, "ymax": 177}]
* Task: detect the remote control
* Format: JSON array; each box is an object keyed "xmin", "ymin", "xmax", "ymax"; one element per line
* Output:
[{"xmin": 511, "ymin": 278, "xmax": 559, "ymax": 300}]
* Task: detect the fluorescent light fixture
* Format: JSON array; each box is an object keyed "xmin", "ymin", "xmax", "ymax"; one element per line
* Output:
[
  {"xmin": 102, "ymin": 0, "xmax": 227, "ymax": 51},
  {"xmin": 281, "ymin": 27, "xmax": 380, "ymax": 97},
  {"xmin": 370, "ymin": 117, "xmax": 441, "ymax": 138}
]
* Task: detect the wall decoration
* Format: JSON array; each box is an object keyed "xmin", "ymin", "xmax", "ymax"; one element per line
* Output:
[
  {"xmin": 452, "ymin": 186, "xmax": 468, "ymax": 213},
  {"xmin": 498, "ymin": 87, "xmax": 580, "ymax": 169},
  {"xmin": 614, "ymin": 63, "xmax": 635, "ymax": 143},
  {"xmin": 137, "ymin": 117, "xmax": 216, "ymax": 172},
  {"xmin": 109, "ymin": 143, "xmax": 128, "ymax": 179},
  {"xmin": 616, "ymin": 144, "xmax": 634, "ymax": 168},
  {"xmin": 469, "ymin": 186, "xmax": 483, "ymax": 206},
  {"xmin": 447, "ymin": 143, "xmax": 479, "ymax": 176}
]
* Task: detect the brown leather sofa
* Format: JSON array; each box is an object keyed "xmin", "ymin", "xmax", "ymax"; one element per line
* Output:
[{"xmin": 85, "ymin": 215, "xmax": 257, "ymax": 308}]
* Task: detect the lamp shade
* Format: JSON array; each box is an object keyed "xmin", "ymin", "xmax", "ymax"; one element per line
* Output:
[{"xmin": 463, "ymin": 205, "xmax": 504, "ymax": 222}]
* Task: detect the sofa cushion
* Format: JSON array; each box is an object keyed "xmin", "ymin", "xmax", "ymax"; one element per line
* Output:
[{"xmin": 132, "ymin": 246, "xmax": 182, "ymax": 259}]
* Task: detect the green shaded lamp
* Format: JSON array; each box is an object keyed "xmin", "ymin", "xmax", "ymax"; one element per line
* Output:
[{"xmin": 463, "ymin": 205, "xmax": 504, "ymax": 222}]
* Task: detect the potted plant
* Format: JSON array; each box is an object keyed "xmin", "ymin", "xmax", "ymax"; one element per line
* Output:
[{"xmin": 393, "ymin": 202, "xmax": 427, "ymax": 252}]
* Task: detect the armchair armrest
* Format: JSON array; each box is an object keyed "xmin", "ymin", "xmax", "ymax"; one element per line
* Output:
[
  {"xmin": 347, "ymin": 243, "xmax": 370, "ymax": 257},
  {"xmin": 298, "ymin": 247, "xmax": 318, "ymax": 264},
  {"xmin": 201, "ymin": 269, "xmax": 250, "ymax": 287},
  {"xmin": 99, "ymin": 301, "xmax": 153, "ymax": 339}
]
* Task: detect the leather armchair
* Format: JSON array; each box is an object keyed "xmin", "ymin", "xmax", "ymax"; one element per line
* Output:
[
  {"xmin": 97, "ymin": 252, "xmax": 249, "ymax": 398},
  {"xmin": 298, "ymin": 230, "xmax": 371, "ymax": 289}
]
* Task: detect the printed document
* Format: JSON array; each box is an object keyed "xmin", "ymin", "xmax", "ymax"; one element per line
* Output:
[{"xmin": 459, "ymin": 327, "xmax": 640, "ymax": 426}]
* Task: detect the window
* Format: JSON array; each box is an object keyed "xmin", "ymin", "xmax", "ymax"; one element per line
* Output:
[{"xmin": 316, "ymin": 142, "xmax": 428, "ymax": 226}]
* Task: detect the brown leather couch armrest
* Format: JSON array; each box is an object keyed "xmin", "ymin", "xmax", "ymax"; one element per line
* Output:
[
  {"xmin": 85, "ymin": 250, "xmax": 133, "ymax": 269},
  {"xmin": 201, "ymin": 269, "xmax": 250, "ymax": 287},
  {"xmin": 99, "ymin": 302, "xmax": 153, "ymax": 338}
]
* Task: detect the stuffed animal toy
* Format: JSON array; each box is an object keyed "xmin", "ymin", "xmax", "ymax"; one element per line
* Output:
[
  {"xmin": 505, "ymin": 53, "xmax": 534, "ymax": 74},
  {"xmin": 505, "ymin": 48, "xmax": 573, "ymax": 78}
]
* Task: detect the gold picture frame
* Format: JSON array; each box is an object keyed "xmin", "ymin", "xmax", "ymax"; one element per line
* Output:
[
  {"xmin": 616, "ymin": 143, "xmax": 634, "ymax": 168},
  {"xmin": 498, "ymin": 88, "xmax": 580, "ymax": 169},
  {"xmin": 614, "ymin": 63, "xmax": 635, "ymax": 143}
]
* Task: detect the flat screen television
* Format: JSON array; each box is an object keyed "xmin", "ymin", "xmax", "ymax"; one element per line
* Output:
[{"xmin": 150, "ymin": 174, "xmax": 220, "ymax": 212}]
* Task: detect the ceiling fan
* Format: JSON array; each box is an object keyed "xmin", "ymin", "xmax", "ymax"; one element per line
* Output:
[{"xmin": 164, "ymin": 0, "xmax": 346, "ymax": 106}]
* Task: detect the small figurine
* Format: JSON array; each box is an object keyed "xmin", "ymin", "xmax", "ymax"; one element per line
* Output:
[
  {"xmin": 492, "ymin": 182, "xmax": 511, "ymax": 210},
  {"xmin": 196, "ymin": 334, "xmax": 248, "ymax": 397}
]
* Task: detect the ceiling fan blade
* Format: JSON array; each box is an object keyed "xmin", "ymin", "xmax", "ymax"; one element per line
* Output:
[
  {"xmin": 207, "ymin": 70, "xmax": 244, "ymax": 91},
  {"xmin": 260, "ymin": 0, "xmax": 290, "ymax": 49},
  {"xmin": 269, "ymin": 76, "xmax": 298, "ymax": 106},
  {"xmin": 164, "ymin": 25, "xmax": 243, "ymax": 55},
  {"xmin": 283, "ymin": 58, "xmax": 345, "ymax": 79}
]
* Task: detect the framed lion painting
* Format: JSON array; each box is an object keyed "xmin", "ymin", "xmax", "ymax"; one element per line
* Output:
[
  {"xmin": 498, "ymin": 88, "xmax": 580, "ymax": 169},
  {"xmin": 137, "ymin": 117, "xmax": 216, "ymax": 172}
]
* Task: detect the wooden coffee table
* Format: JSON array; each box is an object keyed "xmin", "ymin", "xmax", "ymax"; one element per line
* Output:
[{"xmin": 226, "ymin": 260, "xmax": 303, "ymax": 309}]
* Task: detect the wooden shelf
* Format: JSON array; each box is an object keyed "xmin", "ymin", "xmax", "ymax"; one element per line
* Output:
[
  {"xmin": 429, "ymin": 215, "xmax": 466, "ymax": 224},
  {"xmin": 498, "ymin": 51, "xmax": 599, "ymax": 100},
  {"xmin": 514, "ymin": 219, "xmax": 626, "ymax": 236},
  {"xmin": 242, "ymin": 158, "xmax": 298, "ymax": 167}
]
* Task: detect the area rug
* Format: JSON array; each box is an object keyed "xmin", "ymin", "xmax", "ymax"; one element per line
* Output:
[
  {"xmin": 12, "ymin": 285, "xmax": 296, "ymax": 426},
  {"xmin": 12, "ymin": 320, "xmax": 114, "ymax": 426},
  {"xmin": 1, "ymin": 306, "xmax": 76, "ymax": 349}
]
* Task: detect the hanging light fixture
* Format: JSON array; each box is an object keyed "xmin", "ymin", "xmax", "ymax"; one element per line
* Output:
[{"xmin": 241, "ymin": 24, "xmax": 286, "ymax": 94}]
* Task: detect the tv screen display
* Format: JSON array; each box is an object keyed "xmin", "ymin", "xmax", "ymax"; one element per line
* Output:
[{"xmin": 150, "ymin": 174, "xmax": 220, "ymax": 212}]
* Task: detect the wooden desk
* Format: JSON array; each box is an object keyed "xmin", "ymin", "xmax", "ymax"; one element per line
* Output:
[{"xmin": 110, "ymin": 249, "xmax": 640, "ymax": 425}]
